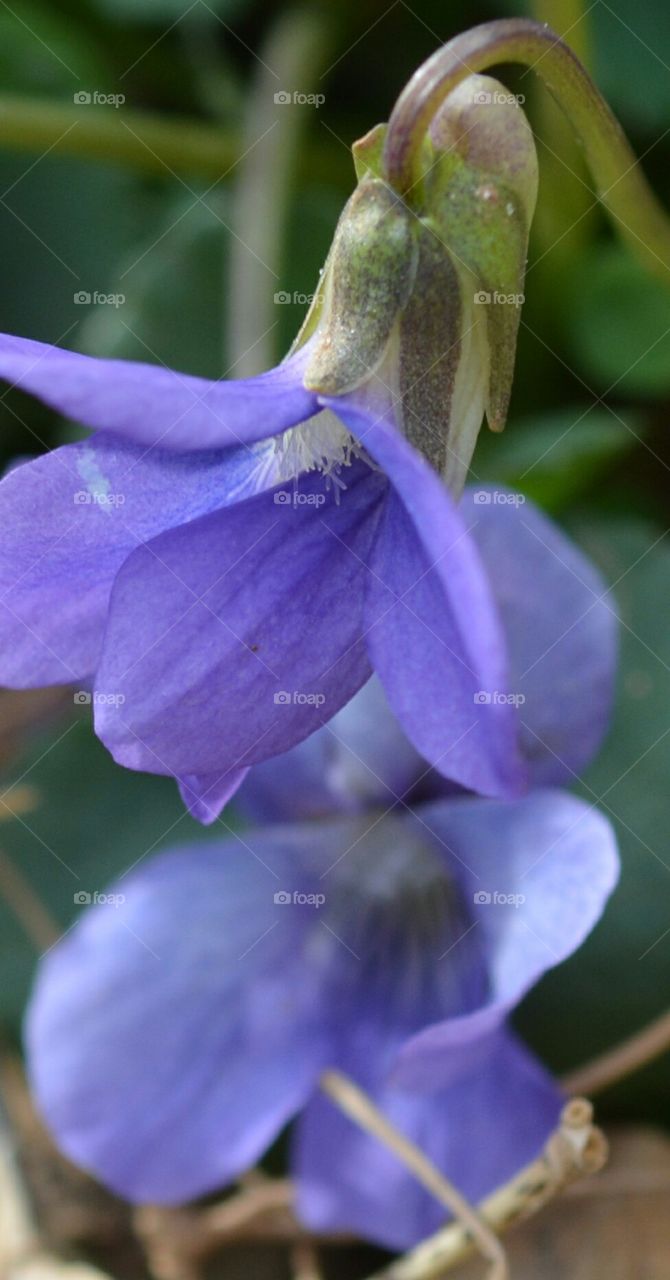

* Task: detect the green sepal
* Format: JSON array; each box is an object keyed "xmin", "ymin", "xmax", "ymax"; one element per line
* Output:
[{"xmin": 304, "ymin": 177, "xmax": 417, "ymax": 395}]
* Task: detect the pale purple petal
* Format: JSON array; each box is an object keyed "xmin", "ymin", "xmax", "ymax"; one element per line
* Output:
[
  {"xmin": 0, "ymin": 436, "xmax": 263, "ymax": 686},
  {"xmin": 324, "ymin": 397, "xmax": 526, "ymax": 799},
  {"xmin": 0, "ymin": 331, "xmax": 317, "ymax": 451},
  {"xmin": 464, "ymin": 486, "xmax": 618, "ymax": 783},
  {"xmin": 296, "ymin": 1031, "xmax": 560, "ymax": 1250},
  {"xmin": 178, "ymin": 768, "xmax": 249, "ymax": 824},
  {"xmin": 25, "ymin": 830, "xmax": 342, "ymax": 1202},
  {"xmin": 239, "ymin": 676, "xmax": 425, "ymax": 821},
  {"xmin": 94, "ymin": 462, "xmax": 385, "ymax": 780},
  {"xmin": 393, "ymin": 790, "xmax": 619, "ymax": 1088}
]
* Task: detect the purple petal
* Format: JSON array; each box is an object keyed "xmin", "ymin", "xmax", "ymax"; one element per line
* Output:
[
  {"xmin": 393, "ymin": 790, "xmax": 619, "ymax": 1088},
  {"xmin": 239, "ymin": 675, "xmax": 425, "ymax": 822},
  {"xmin": 94, "ymin": 462, "xmax": 385, "ymax": 781},
  {"xmin": 324, "ymin": 397, "xmax": 526, "ymax": 799},
  {"xmin": 25, "ymin": 830, "xmax": 343, "ymax": 1202},
  {"xmin": 295, "ymin": 1030, "xmax": 560, "ymax": 1250},
  {"xmin": 178, "ymin": 768, "xmax": 249, "ymax": 824},
  {"xmin": 0, "ymin": 436, "xmax": 263, "ymax": 686},
  {"xmin": 0, "ymin": 331, "xmax": 317, "ymax": 451},
  {"xmin": 463, "ymin": 486, "xmax": 618, "ymax": 783}
]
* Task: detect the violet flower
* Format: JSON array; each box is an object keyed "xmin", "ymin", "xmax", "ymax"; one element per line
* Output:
[
  {"xmin": 0, "ymin": 74, "xmax": 540, "ymax": 822},
  {"xmin": 26, "ymin": 792, "xmax": 618, "ymax": 1250}
]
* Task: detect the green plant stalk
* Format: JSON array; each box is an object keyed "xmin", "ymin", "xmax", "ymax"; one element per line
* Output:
[
  {"xmin": 529, "ymin": 0, "xmax": 595, "ymax": 259},
  {"xmin": 226, "ymin": 6, "xmax": 333, "ymax": 374},
  {"xmin": 0, "ymin": 94, "xmax": 347, "ymax": 188},
  {"xmin": 383, "ymin": 18, "xmax": 670, "ymax": 282}
]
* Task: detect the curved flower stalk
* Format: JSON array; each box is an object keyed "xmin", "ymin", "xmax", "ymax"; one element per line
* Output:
[
  {"xmin": 26, "ymin": 792, "xmax": 618, "ymax": 1250},
  {"xmin": 0, "ymin": 71, "xmax": 539, "ymax": 823}
]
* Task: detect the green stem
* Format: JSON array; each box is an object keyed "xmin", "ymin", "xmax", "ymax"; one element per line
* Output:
[
  {"xmin": 0, "ymin": 93, "xmax": 347, "ymax": 188},
  {"xmin": 383, "ymin": 18, "xmax": 670, "ymax": 281},
  {"xmin": 226, "ymin": 6, "xmax": 333, "ymax": 373}
]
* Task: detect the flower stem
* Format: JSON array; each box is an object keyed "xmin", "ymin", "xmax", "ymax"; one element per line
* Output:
[
  {"xmin": 225, "ymin": 6, "xmax": 334, "ymax": 374},
  {"xmin": 563, "ymin": 1008, "xmax": 670, "ymax": 1097},
  {"xmin": 383, "ymin": 18, "xmax": 670, "ymax": 282},
  {"xmin": 0, "ymin": 93, "xmax": 346, "ymax": 188}
]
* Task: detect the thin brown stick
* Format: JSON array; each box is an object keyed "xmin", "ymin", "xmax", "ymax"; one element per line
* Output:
[
  {"xmin": 0, "ymin": 846, "xmax": 61, "ymax": 951},
  {"xmin": 320, "ymin": 1069, "xmax": 508, "ymax": 1280},
  {"xmin": 291, "ymin": 1237, "xmax": 324, "ymax": 1280},
  {"xmin": 562, "ymin": 1009, "xmax": 670, "ymax": 1097},
  {"xmin": 362, "ymin": 1098, "xmax": 607, "ymax": 1280}
]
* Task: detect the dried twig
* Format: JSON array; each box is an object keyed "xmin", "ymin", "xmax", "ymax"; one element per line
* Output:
[
  {"xmin": 320, "ymin": 1070, "xmax": 508, "ymax": 1280},
  {"xmin": 362, "ymin": 1098, "xmax": 607, "ymax": 1280},
  {"xmin": 134, "ymin": 1181, "xmax": 302, "ymax": 1280},
  {"xmin": 563, "ymin": 1009, "xmax": 670, "ymax": 1097}
]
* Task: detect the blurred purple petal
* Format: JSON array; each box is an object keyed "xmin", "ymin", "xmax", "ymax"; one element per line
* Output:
[
  {"xmin": 393, "ymin": 790, "xmax": 619, "ymax": 1088},
  {"xmin": 26, "ymin": 831, "xmax": 342, "ymax": 1202},
  {"xmin": 296, "ymin": 1031, "xmax": 561, "ymax": 1250},
  {"xmin": 239, "ymin": 675, "xmax": 424, "ymax": 821},
  {"xmin": 464, "ymin": 486, "xmax": 618, "ymax": 783}
]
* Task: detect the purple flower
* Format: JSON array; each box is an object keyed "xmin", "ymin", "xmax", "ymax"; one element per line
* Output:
[
  {"xmin": 26, "ymin": 790, "xmax": 618, "ymax": 1249},
  {"xmin": 241, "ymin": 489, "xmax": 617, "ymax": 822},
  {"xmin": 0, "ymin": 328, "xmax": 527, "ymax": 823}
]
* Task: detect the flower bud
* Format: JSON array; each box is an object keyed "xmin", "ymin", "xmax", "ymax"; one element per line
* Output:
[{"xmin": 301, "ymin": 73, "xmax": 538, "ymax": 494}]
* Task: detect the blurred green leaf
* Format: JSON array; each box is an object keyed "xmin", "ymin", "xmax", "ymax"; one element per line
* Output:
[
  {"xmin": 90, "ymin": 0, "xmax": 253, "ymax": 21},
  {"xmin": 475, "ymin": 406, "xmax": 639, "ymax": 510},
  {"xmin": 0, "ymin": 715, "xmax": 221, "ymax": 1034},
  {"xmin": 517, "ymin": 517, "xmax": 670, "ymax": 1121},
  {"xmin": 78, "ymin": 194, "xmax": 228, "ymax": 377},
  {"xmin": 563, "ymin": 243, "xmax": 670, "ymax": 396},
  {"xmin": 0, "ymin": 2, "xmax": 111, "ymax": 95}
]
